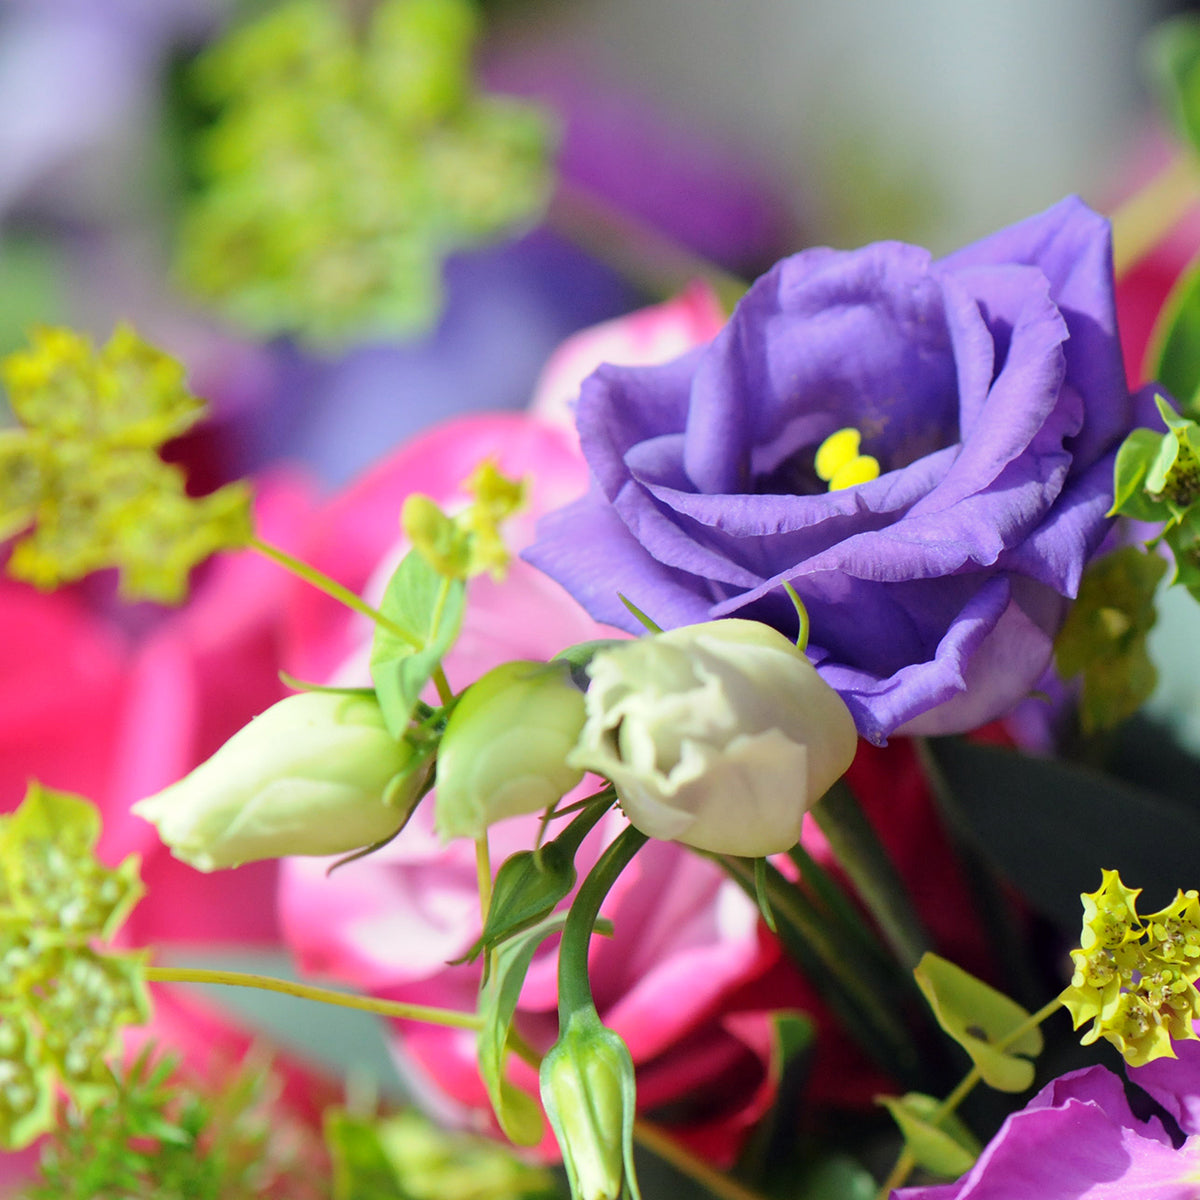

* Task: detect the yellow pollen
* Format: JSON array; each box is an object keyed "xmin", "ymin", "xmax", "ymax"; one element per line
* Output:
[{"xmin": 814, "ymin": 427, "xmax": 881, "ymax": 491}]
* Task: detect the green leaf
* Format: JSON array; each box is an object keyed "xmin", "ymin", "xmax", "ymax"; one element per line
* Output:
[
  {"xmin": 465, "ymin": 802, "xmax": 608, "ymax": 969},
  {"xmin": 369, "ymin": 548, "xmax": 465, "ymax": 737},
  {"xmin": 913, "ymin": 953, "xmax": 1041, "ymax": 1092},
  {"xmin": 1111, "ymin": 427, "xmax": 1172, "ymax": 521},
  {"xmin": 476, "ymin": 914, "xmax": 563, "ymax": 1146},
  {"xmin": 1147, "ymin": 247, "xmax": 1200, "ymax": 414},
  {"xmin": 1165, "ymin": 505, "xmax": 1200, "ymax": 600},
  {"xmin": 1145, "ymin": 17, "xmax": 1200, "ymax": 170},
  {"xmin": 877, "ymin": 1092, "xmax": 980, "ymax": 1180},
  {"xmin": 1054, "ymin": 545, "xmax": 1168, "ymax": 734}
]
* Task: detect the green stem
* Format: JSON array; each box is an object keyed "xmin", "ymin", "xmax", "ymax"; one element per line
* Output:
[
  {"xmin": 145, "ymin": 965, "xmax": 482, "ymax": 1030},
  {"xmin": 547, "ymin": 179, "xmax": 751, "ymax": 314},
  {"xmin": 557, "ymin": 826, "xmax": 649, "ymax": 1019},
  {"xmin": 476, "ymin": 831, "xmax": 493, "ymax": 919},
  {"xmin": 875, "ymin": 997, "xmax": 1063, "ymax": 1199},
  {"xmin": 1111, "ymin": 153, "xmax": 1200, "ymax": 281},
  {"xmin": 811, "ymin": 779, "xmax": 931, "ymax": 971},
  {"xmin": 633, "ymin": 1120, "xmax": 774, "ymax": 1200},
  {"xmin": 249, "ymin": 535, "xmax": 420, "ymax": 649}
]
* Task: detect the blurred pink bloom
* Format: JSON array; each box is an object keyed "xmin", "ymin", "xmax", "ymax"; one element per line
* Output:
[
  {"xmin": 528, "ymin": 281, "xmax": 726, "ymax": 441},
  {"xmin": 1, "ymin": 471, "xmax": 317, "ymax": 948}
]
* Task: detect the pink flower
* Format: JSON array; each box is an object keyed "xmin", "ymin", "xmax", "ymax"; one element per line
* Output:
[{"xmin": 1, "ymin": 471, "xmax": 317, "ymax": 949}]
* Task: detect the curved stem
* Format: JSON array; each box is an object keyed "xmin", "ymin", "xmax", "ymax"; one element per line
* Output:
[
  {"xmin": 1111, "ymin": 153, "xmax": 1200, "ymax": 281},
  {"xmin": 145, "ymin": 965, "xmax": 482, "ymax": 1031},
  {"xmin": 250, "ymin": 536, "xmax": 420, "ymax": 648},
  {"xmin": 875, "ymin": 996, "xmax": 1064, "ymax": 1198},
  {"xmin": 557, "ymin": 826, "xmax": 649, "ymax": 1019},
  {"xmin": 547, "ymin": 179, "xmax": 750, "ymax": 313}
]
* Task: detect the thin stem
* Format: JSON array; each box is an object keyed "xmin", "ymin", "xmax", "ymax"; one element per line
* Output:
[
  {"xmin": 811, "ymin": 779, "xmax": 931, "ymax": 971},
  {"xmin": 250, "ymin": 536, "xmax": 420, "ymax": 649},
  {"xmin": 145, "ymin": 965, "xmax": 482, "ymax": 1030},
  {"xmin": 547, "ymin": 179, "xmax": 750, "ymax": 313},
  {"xmin": 1111, "ymin": 154, "xmax": 1200, "ymax": 281},
  {"xmin": 633, "ymin": 1119, "xmax": 774, "ymax": 1200},
  {"xmin": 557, "ymin": 826, "xmax": 649, "ymax": 1019},
  {"xmin": 476, "ymin": 832, "xmax": 493, "ymax": 920},
  {"xmin": 875, "ymin": 997, "xmax": 1063, "ymax": 1198}
]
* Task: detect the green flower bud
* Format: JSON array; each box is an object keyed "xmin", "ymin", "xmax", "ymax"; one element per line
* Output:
[
  {"xmin": 570, "ymin": 619, "xmax": 858, "ymax": 857},
  {"xmin": 133, "ymin": 691, "xmax": 423, "ymax": 871},
  {"xmin": 539, "ymin": 1011, "xmax": 639, "ymax": 1200},
  {"xmin": 435, "ymin": 660, "xmax": 586, "ymax": 841}
]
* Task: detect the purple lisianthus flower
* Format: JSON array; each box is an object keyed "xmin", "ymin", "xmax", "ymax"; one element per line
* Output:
[
  {"xmin": 526, "ymin": 197, "xmax": 1156, "ymax": 743},
  {"xmin": 895, "ymin": 1051, "xmax": 1200, "ymax": 1199}
]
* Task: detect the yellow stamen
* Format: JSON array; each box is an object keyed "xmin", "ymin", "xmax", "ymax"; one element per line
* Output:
[{"xmin": 814, "ymin": 427, "xmax": 880, "ymax": 491}]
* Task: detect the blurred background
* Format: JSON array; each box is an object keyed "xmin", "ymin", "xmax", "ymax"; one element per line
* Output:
[{"xmin": 0, "ymin": 0, "xmax": 1190, "ymax": 488}]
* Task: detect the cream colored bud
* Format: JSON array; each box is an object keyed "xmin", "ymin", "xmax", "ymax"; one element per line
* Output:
[
  {"xmin": 133, "ymin": 691, "xmax": 422, "ymax": 871},
  {"xmin": 434, "ymin": 660, "xmax": 586, "ymax": 841},
  {"xmin": 569, "ymin": 620, "xmax": 858, "ymax": 856}
]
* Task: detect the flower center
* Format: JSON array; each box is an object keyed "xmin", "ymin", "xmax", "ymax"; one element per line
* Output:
[{"xmin": 814, "ymin": 428, "xmax": 881, "ymax": 491}]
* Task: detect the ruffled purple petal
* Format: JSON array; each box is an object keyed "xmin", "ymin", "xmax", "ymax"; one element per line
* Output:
[{"xmin": 897, "ymin": 1067, "xmax": 1197, "ymax": 1200}]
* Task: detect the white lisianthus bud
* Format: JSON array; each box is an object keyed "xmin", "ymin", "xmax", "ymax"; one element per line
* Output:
[
  {"xmin": 434, "ymin": 659, "xmax": 586, "ymax": 841},
  {"xmin": 133, "ymin": 691, "xmax": 423, "ymax": 871},
  {"xmin": 569, "ymin": 619, "xmax": 858, "ymax": 857}
]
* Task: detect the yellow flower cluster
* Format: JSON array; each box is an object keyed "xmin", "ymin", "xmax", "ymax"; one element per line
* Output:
[
  {"xmin": 401, "ymin": 459, "xmax": 526, "ymax": 581},
  {"xmin": 0, "ymin": 325, "xmax": 252, "ymax": 603},
  {"xmin": 1061, "ymin": 869, "xmax": 1200, "ymax": 1067}
]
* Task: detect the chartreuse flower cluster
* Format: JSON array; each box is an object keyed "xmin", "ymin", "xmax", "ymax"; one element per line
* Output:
[
  {"xmin": 176, "ymin": 0, "xmax": 555, "ymax": 346},
  {"xmin": 0, "ymin": 782, "xmax": 149, "ymax": 1150},
  {"xmin": 1060, "ymin": 868, "xmax": 1200, "ymax": 1067},
  {"xmin": 0, "ymin": 324, "xmax": 252, "ymax": 603}
]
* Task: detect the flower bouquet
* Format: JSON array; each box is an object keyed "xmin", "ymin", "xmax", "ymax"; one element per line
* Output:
[{"xmin": 7, "ymin": 3, "xmax": 1200, "ymax": 1198}]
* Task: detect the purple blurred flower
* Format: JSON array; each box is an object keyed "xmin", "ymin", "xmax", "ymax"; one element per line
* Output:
[
  {"xmin": 526, "ymin": 197, "xmax": 1153, "ymax": 743},
  {"xmin": 895, "ymin": 1050, "xmax": 1200, "ymax": 1199}
]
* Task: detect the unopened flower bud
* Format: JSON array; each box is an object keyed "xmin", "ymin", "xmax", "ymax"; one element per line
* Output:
[
  {"xmin": 133, "ymin": 691, "xmax": 422, "ymax": 871},
  {"xmin": 435, "ymin": 660, "xmax": 586, "ymax": 841},
  {"xmin": 569, "ymin": 619, "xmax": 858, "ymax": 857},
  {"xmin": 539, "ymin": 1011, "xmax": 639, "ymax": 1200}
]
